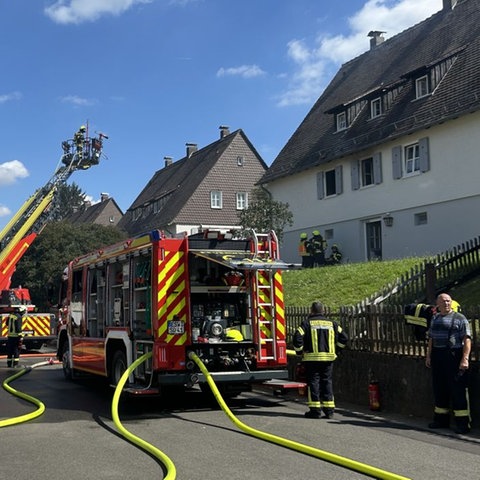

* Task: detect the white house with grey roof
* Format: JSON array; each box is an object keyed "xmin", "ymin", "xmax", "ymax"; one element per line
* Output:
[{"xmin": 260, "ymin": 0, "xmax": 480, "ymax": 264}]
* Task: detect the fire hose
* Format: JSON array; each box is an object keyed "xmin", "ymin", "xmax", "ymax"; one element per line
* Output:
[
  {"xmin": 0, "ymin": 358, "xmax": 57, "ymax": 428},
  {"xmin": 188, "ymin": 351, "xmax": 411, "ymax": 480},
  {"xmin": 111, "ymin": 351, "xmax": 177, "ymax": 480}
]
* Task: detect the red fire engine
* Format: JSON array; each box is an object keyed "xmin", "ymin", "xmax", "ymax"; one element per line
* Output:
[
  {"xmin": 58, "ymin": 229, "xmax": 295, "ymax": 396},
  {"xmin": 0, "ymin": 126, "xmax": 106, "ymax": 350}
]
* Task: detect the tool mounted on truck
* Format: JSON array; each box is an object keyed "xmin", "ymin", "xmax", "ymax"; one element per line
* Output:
[{"xmin": 0, "ymin": 126, "xmax": 107, "ymax": 350}]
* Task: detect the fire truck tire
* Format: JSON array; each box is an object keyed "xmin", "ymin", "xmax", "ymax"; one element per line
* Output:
[
  {"xmin": 110, "ymin": 350, "xmax": 127, "ymax": 386},
  {"xmin": 62, "ymin": 343, "xmax": 75, "ymax": 381}
]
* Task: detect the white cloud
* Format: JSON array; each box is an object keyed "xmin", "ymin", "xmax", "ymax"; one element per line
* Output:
[
  {"xmin": 0, "ymin": 160, "xmax": 29, "ymax": 187},
  {"xmin": 0, "ymin": 91, "xmax": 22, "ymax": 104},
  {"xmin": 0, "ymin": 205, "xmax": 11, "ymax": 217},
  {"xmin": 44, "ymin": 0, "xmax": 153, "ymax": 25},
  {"xmin": 60, "ymin": 95, "xmax": 97, "ymax": 107},
  {"xmin": 217, "ymin": 65, "xmax": 266, "ymax": 79},
  {"xmin": 277, "ymin": 0, "xmax": 441, "ymax": 106}
]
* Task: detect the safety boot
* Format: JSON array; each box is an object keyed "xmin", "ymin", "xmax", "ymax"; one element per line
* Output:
[
  {"xmin": 428, "ymin": 413, "xmax": 449, "ymax": 429},
  {"xmin": 454, "ymin": 416, "xmax": 470, "ymax": 434}
]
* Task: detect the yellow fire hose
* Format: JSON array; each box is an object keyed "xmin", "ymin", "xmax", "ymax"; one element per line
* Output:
[
  {"xmin": 111, "ymin": 351, "xmax": 177, "ymax": 480},
  {"xmin": 0, "ymin": 358, "xmax": 57, "ymax": 428},
  {"xmin": 189, "ymin": 351, "xmax": 411, "ymax": 480}
]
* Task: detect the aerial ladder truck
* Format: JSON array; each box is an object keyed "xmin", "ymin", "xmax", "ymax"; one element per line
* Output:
[{"xmin": 0, "ymin": 126, "xmax": 107, "ymax": 350}]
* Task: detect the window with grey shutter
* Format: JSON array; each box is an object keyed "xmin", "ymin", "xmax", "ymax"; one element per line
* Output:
[
  {"xmin": 392, "ymin": 145, "xmax": 403, "ymax": 179},
  {"xmin": 351, "ymin": 160, "xmax": 360, "ymax": 190},
  {"xmin": 335, "ymin": 165, "xmax": 343, "ymax": 195},
  {"xmin": 316, "ymin": 172, "xmax": 324, "ymax": 199},
  {"xmin": 418, "ymin": 137, "xmax": 430, "ymax": 172},
  {"xmin": 373, "ymin": 152, "xmax": 383, "ymax": 184}
]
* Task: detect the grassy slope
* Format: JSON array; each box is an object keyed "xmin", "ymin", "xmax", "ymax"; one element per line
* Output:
[{"xmin": 282, "ymin": 258, "xmax": 479, "ymax": 308}]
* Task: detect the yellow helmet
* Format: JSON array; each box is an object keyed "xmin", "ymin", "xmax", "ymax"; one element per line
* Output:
[
  {"xmin": 225, "ymin": 328, "xmax": 244, "ymax": 342},
  {"xmin": 300, "ymin": 232, "xmax": 308, "ymax": 239},
  {"xmin": 312, "ymin": 230, "xmax": 320, "ymax": 236},
  {"xmin": 79, "ymin": 125, "xmax": 86, "ymax": 132},
  {"xmin": 451, "ymin": 300, "xmax": 461, "ymax": 312}
]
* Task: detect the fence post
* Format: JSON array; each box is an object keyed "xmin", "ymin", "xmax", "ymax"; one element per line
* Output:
[{"xmin": 425, "ymin": 262, "xmax": 436, "ymax": 304}]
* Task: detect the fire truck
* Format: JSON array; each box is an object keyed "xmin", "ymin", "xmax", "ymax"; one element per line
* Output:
[
  {"xmin": 0, "ymin": 126, "xmax": 106, "ymax": 350},
  {"xmin": 58, "ymin": 229, "xmax": 296, "ymax": 396}
]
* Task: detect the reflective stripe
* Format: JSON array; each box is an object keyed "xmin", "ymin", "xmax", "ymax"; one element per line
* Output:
[{"xmin": 434, "ymin": 406, "xmax": 450, "ymax": 414}]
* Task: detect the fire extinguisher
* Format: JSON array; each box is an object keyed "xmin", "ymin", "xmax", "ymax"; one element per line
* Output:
[{"xmin": 368, "ymin": 380, "xmax": 381, "ymax": 411}]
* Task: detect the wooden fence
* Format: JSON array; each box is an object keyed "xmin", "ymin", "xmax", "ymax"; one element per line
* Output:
[
  {"xmin": 285, "ymin": 305, "xmax": 479, "ymax": 361},
  {"xmin": 356, "ymin": 235, "xmax": 480, "ymax": 308}
]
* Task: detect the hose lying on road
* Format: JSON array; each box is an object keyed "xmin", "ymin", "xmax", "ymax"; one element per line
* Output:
[
  {"xmin": 111, "ymin": 351, "xmax": 177, "ymax": 480},
  {"xmin": 0, "ymin": 359, "xmax": 57, "ymax": 428},
  {"xmin": 189, "ymin": 351, "xmax": 411, "ymax": 480}
]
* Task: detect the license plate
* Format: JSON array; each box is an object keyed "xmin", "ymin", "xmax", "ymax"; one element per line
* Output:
[{"xmin": 167, "ymin": 320, "xmax": 185, "ymax": 334}]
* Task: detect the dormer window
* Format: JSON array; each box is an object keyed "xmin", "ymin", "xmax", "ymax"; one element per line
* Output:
[
  {"xmin": 336, "ymin": 112, "xmax": 347, "ymax": 131},
  {"xmin": 370, "ymin": 97, "xmax": 382, "ymax": 118},
  {"xmin": 415, "ymin": 75, "xmax": 429, "ymax": 99}
]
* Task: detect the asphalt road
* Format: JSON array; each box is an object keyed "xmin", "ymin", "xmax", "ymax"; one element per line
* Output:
[{"xmin": 1, "ymin": 350, "xmax": 479, "ymax": 480}]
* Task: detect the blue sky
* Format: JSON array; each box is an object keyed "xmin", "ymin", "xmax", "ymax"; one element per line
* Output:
[{"xmin": 0, "ymin": 0, "xmax": 442, "ymax": 230}]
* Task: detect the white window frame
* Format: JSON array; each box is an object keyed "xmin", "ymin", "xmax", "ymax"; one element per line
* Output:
[
  {"xmin": 336, "ymin": 112, "xmax": 347, "ymax": 131},
  {"xmin": 236, "ymin": 192, "xmax": 248, "ymax": 210},
  {"xmin": 210, "ymin": 190, "xmax": 223, "ymax": 209},
  {"xmin": 361, "ymin": 157, "xmax": 374, "ymax": 187},
  {"xmin": 415, "ymin": 75, "xmax": 429, "ymax": 99},
  {"xmin": 370, "ymin": 98, "xmax": 382, "ymax": 118},
  {"xmin": 404, "ymin": 143, "xmax": 420, "ymax": 175}
]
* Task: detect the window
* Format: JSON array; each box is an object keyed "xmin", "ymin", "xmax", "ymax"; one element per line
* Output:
[
  {"xmin": 370, "ymin": 98, "xmax": 382, "ymax": 118},
  {"xmin": 237, "ymin": 156, "xmax": 244, "ymax": 166},
  {"xmin": 324, "ymin": 229, "xmax": 334, "ymax": 240},
  {"xmin": 236, "ymin": 192, "xmax": 248, "ymax": 210},
  {"xmin": 210, "ymin": 190, "xmax": 223, "ymax": 209},
  {"xmin": 361, "ymin": 158, "xmax": 374, "ymax": 186},
  {"xmin": 133, "ymin": 208, "xmax": 142, "ymax": 221},
  {"xmin": 336, "ymin": 112, "xmax": 347, "ymax": 131},
  {"xmin": 415, "ymin": 75, "xmax": 429, "ymax": 98},
  {"xmin": 414, "ymin": 212, "xmax": 428, "ymax": 225},
  {"xmin": 405, "ymin": 144, "xmax": 420, "ymax": 175},
  {"xmin": 317, "ymin": 166, "xmax": 343, "ymax": 199}
]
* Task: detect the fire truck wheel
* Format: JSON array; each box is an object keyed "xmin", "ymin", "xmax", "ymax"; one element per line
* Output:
[
  {"xmin": 110, "ymin": 350, "xmax": 127, "ymax": 386},
  {"xmin": 62, "ymin": 343, "xmax": 74, "ymax": 381}
]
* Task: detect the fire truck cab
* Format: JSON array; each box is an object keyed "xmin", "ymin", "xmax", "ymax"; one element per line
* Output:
[{"xmin": 58, "ymin": 229, "xmax": 296, "ymax": 396}]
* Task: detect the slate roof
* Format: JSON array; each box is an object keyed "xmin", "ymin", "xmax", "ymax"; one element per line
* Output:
[
  {"xmin": 261, "ymin": 0, "xmax": 480, "ymax": 183},
  {"xmin": 118, "ymin": 129, "xmax": 267, "ymax": 234}
]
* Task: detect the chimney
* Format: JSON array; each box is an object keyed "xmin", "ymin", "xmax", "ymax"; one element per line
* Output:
[
  {"xmin": 368, "ymin": 31, "xmax": 385, "ymax": 50},
  {"xmin": 100, "ymin": 192, "xmax": 109, "ymax": 202},
  {"xmin": 186, "ymin": 143, "xmax": 198, "ymax": 158},
  {"xmin": 443, "ymin": 0, "xmax": 458, "ymax": 10},
  {"xmin": 164, "ymin": 156, "xmax": 173, "ymax": 167},
  {"xmin": 219, "ymin": 125, "xmax": 230, "ymax": 138}
]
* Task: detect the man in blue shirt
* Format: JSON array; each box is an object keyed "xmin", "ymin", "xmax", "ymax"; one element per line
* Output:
[{"xmin": 425, "ymin": 293, "xmax": 471, "ymax": 434}]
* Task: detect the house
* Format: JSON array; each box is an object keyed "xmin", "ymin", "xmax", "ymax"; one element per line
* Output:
[
  {"xmin": 117, "ymin": 126, "xmax": 267, "ymax": 236},
  {"xmin": 66, "ymin": 193, "xmax": 123, "ymax": 227},
  {"xmin": 260, "ymin": 0, "xmax": 480, "ymax": 263}
]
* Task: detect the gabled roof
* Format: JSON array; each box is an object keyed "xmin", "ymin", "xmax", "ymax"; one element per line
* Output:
[
  {"xmin": 261, "ymin": 0, "xmax": 480, "ymax": 183},
  {"xmin": 118, "ymin": 129, "xmax": 266, "ymax": 234},
  {"xmin": 66, "ymin": 197, "xmax": 123, "ymax": 226}
]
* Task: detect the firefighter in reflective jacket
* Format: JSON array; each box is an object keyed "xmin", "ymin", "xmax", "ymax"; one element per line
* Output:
[
  {"xmin": 6, "ymin": 305, "xmax": 26, "ymax": 368},
  {"xmin": 293, "ymin": 301, "xmax": 348, "ymax": 419},
  {"xmin": 298, "ymin": 232, "xmax": 313, "ymax": 268}
]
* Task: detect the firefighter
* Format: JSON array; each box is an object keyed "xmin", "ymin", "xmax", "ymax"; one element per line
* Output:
[
  {"xmin": 293, "ymin": 301, "xmax": 348, "ymax": 419},
  {"xmin": 298, "ymin": 232, "xmax": 313, "ymax": 268},
  {"xmin": 73, "ymin": 125, "xmax": 86, "ymax": 166},
  {"xmin": 6, "ymin": 305, "xmax": 26, "ymax": 368},
  {"xmin": 310, "ymin": 230, "xmax": 327, "ymax": 267},
  {"xmin": 425, "ymin": 293, "xmax": 471, "ymax": 434},
  {"xmin": 327, "ymin": 244, "xmax": 342, "ymax": 265}
]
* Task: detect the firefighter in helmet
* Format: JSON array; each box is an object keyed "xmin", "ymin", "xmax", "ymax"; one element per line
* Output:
[
  {"xmin": 73, "ymin": 125, "xmax": 87, "ymax": 167},
  {"xmin": 327, "ymin": 244, "xmax": 342, "ymax": 265},
  {"xmin": 6, "ymin": 305, "xmax": 26, "ymax": 367},
  {"xmin": 298, "ymin": 232, "xmax": 313, "ymax": 268},
  {"xmin": 310, "ymin": 230, "xmax": 327, "ymax": 267}
]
